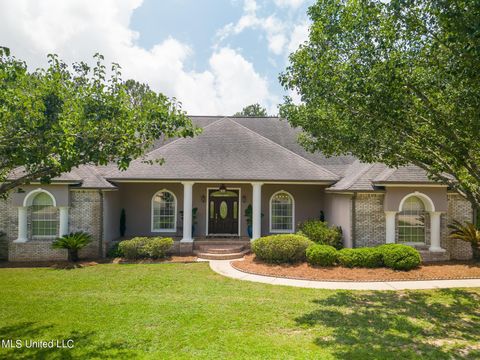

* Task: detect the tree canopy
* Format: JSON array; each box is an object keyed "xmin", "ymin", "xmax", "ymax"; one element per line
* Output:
[
  {"xmin": 234, "ymin": 103, "xmax": 268, "ymax": 117},
  {"xmin": 280, "ymin": 0, "xmax": 480, "ymax": 208},
  {"xmin": 0, "ymin": 48, "xmax": 198, "ymax": 197}
]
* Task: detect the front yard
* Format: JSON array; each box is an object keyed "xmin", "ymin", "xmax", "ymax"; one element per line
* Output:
[{"xmin": 0, "ymin": 263, "xmax": 479, "ymax": 359}]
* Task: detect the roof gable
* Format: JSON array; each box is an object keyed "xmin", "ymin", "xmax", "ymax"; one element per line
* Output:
[{"xmin": 107, "ymin": 118, "xmax": 339, "ymax": 182}]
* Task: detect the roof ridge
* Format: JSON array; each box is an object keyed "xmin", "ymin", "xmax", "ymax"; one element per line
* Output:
[
  {"xmin": 102, "ymin": 117, "xmax": 229, "ymax": 179},
  {"xmin": 229, "ymin": 118, "xmax": 339, "ymax": 180},
  {"xmin": 144, "ymin": 116, "xmax": 229, "ymax": 156},
  {"xmin": 373, "ymin": 166, "xmax": 397, "ymax": 182},
  {"xmin": 337, "ymin": 161, "xmax": 375, "ymax": 190}
]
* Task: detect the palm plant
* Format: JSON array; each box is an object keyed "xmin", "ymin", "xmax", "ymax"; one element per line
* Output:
[
  {"xmin": 448, "ymin": 220, "xmax": 480, "ymax": 260},
  {"xmin": 52, "ymin": 231, "xmax": 92, "ymax": 262}
]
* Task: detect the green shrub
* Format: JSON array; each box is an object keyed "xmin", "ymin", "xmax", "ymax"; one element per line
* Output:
[
  {"xmin": 107, "ymin": 242, "xmax": 123, "ymax": 258},
  {"xmin": 52, "ymin": 231, "xmax": 92, "ymax": 262},
  {"xmin": 118, "ymin": 237, "xmax": 174, "ymax": 259},
  {"xmin": 337, "ymin": 247, "xmax": 384, "ymax": 268},
  {"xmin": 297, "ymin": 220, "xmax": 343, "ymax": 249},
  {"xmin": 143, "ymin": 237, "xmax": 174, "ymax": 259},
  {"xmin": 306, "ymin": 244, "xmax": 337, "ymax": 266},
  {"xmin": 377, "ymin": 244, "xmax": 421, "ymax": 270},
  {"xmin": 251, "ymin": 234, "xmax": 314, "ymax": 263},
  {"xmin": 118, "ymin": 237, "xmax": 149, "ymax": 259}
]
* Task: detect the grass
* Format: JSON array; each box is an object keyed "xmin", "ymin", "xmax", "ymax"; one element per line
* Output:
[{"xmin": 0, "ymin": 263, "xmax": 479, "ymax": 359}]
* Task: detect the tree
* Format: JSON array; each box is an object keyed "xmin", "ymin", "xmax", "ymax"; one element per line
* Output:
[
  {"xmin": 279, "ymin": 0, "xmax": 480, "ymax": 208},
  {"xmin": 0, "ymin": 48, "xmax": 198, "ymax": 197},
  {"xmin": 234, "ymin": 103, "xmax": 268, "ymax": 117}
]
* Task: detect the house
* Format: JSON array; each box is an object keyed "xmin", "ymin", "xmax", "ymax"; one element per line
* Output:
[{"xmin": 0, "ymin": 116, "xmax": 473, "ymax": 262}]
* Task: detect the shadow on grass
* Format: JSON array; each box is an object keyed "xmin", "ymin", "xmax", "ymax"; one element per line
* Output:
[
  {"xmin": 295, "ymin": 289, "xmax": 480, "ymax": 359},
  {"xmin": 0, "ymin": 322, "xmax": 138, "ymax": 359}
]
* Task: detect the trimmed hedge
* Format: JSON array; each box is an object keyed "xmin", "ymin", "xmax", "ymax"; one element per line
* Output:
[
  {"xmin": 118, "ymin": 237, "xmax": 174, "ymax": 260},
  {"xmin": 297, "ymin": 220, "xmax": 343, "ymax": 249},
  {"xmin": 337, "ymin": 247, "xmax": 384, "ymax": 268},
  {"xmin": 306, "ymin": 244, "xmax": 337, "ymax": 266},
  {"xmin": 251, "ymin": 234, "xmax": 314, "ymax": 263},
  {"xmin": 377, "ymin": 244, "xmax": 422, "ymax": 270}
]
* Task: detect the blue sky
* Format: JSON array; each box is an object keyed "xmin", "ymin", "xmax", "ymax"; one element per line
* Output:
[{"xmin": 0, "ymin": 0, "xmax": 313, "ymax": 114}]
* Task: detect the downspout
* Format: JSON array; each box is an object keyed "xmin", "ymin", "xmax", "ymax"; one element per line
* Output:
[{"xmin": 351, "ymin": 192, "xmax": 357, "ymax": 248}]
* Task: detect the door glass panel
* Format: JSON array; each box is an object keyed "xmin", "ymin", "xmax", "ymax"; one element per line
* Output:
[
  {"xmin": 220, "ymin": 201, "xmax": 228, "ymax": 219},
  {"xmin": 210, "ymin": 201, "xmax": 214, "ymax": 219},
  {"xmin": 233, "ymin": 201, "xmax": 238, "ymax": 219}
]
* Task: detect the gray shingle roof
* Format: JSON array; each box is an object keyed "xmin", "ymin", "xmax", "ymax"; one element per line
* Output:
[
  {"xmin": 7, "ymin": 116, "xmax": 443, "ymax": 188},
  {"xmin": 106, "ymin": 118, "xmax": 339, "ymax": 182}
]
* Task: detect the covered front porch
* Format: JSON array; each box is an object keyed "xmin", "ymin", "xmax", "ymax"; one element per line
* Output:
[{"xmin": 105, "ymin": 181, "xmax": 328, "ymax": 250}]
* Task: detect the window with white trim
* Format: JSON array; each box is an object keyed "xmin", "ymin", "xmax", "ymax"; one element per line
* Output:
[
  {"xmin": 398, "ymin": 196, "xmax": 426, "ymax": 243},
  {"xmin": 270, "ymin": 191, "xmax": 294, "ymax": 232},
  {"xmin": 152, "ymin": 190, "xmax": 176, "ymax": 232},
  {"xmin": 31, "ymin": 192, "xmax": 58, "ymax": 237}
]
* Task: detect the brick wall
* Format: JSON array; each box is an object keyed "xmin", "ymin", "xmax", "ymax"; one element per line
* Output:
[
  {"xmin": 354, "ymin": 193, "xmax": 386, "ymax": 247},
  {"xmin": 5, "ymin": 189, "xmax": 103, "ymax": 261},
  {"xmin": 445, "ymin": 193, "xmax": 473, "ymax": 260},
  {"xmin": 69, "ymin": 190, "xmax": 103, "ymax": 259}
]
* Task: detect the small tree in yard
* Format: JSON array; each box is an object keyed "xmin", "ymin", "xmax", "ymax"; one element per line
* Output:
[
  {"xmin": 0, "ymin": 47, "xmax": 199, "ymax": 197},
  {"xmin": 280, "ymin": 0, "xmax": 480, "ymax": 210},
  {"xmin": 52, "ymin": 232, "xmax": 92, "ymax": 262},
  {"xmin": 448, "ymin": 220, "xmax": 480, "ymax": 260}
]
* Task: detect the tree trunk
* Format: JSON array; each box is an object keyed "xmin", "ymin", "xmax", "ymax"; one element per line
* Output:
[{"xmin": 68, "ymin": 249, "xmax": 79, "ymax": 262}]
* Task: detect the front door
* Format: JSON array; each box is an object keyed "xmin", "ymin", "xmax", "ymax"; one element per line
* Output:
[{"xmin": 208, "ymin": 189, "xmax": 239, "ymax": 235}]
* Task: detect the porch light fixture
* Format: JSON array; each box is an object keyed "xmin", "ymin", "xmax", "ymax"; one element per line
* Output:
[
  {"xmin": 219, "ymin": 184, "xmax": 227, "ymax": 193},
  {"xmin": 201, "ymin": 195, "xmax": 206, "ymax": 203},
  {"xmin": 242, "ymin": 195, "xmax": 246, "ymax": 203}
]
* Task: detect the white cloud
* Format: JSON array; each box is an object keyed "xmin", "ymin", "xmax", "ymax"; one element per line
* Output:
[
  {"xmin": 273, "ymin": 0, "xmax": 307, "ymax": 9},
  {"xmin": 286, "ymin": 21, "xmax": 310, "ymax": 54},
  {"xmin": 0, "ymin": 0, "xmax": 277, "ymax": 115}
]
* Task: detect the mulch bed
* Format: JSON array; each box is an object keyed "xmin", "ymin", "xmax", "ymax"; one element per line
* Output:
[
  {"xmin": 232, "ymin": 254, "xmax": 480, "ymax": 282},
  {"xmin": 0, "ymin": 256, "xmax": 198, "ymax": 269}
]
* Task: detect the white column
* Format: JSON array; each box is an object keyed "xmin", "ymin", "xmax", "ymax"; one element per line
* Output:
[
  {"xmin": 385, "ymin": 211, "xmax": 397, "ymax": 244},
  {"xmin": 59, "ymin": 206, "xmax": 69, "ymax": 236},
  {"xmin": 14, "ymin": 206, "xmax": 28, "ymax": 243},
  {"xmin": 181, "ymin": 181, "xmax": 194, "ymax": 242},
  {"xmin": 251, "ymin": 182, "xmax": 263, "ymax": 241},
  {"xmin": 429, "ymin": 211, "xmax": 445, "ymax": 252}
]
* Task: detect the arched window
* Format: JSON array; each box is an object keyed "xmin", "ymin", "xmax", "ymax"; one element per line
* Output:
[
  {"xmin": 31, "ymin": 192, "xmax": 58, "ymax": 238},
  {"xmin": 152, "ymin": 190, "xmax": 177, "ymax": 232},
  {"xmin": 270, "ymin": 191, "xmax": 294, "ymax": 233},
  {"xmin": 398, "ymin": 196, "xmax": 426, "ymax": 243}
]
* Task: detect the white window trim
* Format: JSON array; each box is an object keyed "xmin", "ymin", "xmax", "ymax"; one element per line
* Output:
[
  {"xmin": 269, "ymin": 190, "xmax": 295, "ymax": 234},
  {"xmin": 151, "ymin": 189, "xmax": 177, "ymax": 233},
  {"xmin": 25, "ymin": 189, "xmax": 59, "ymax": 239},
  {"xmin": 397, "ymin": 194, "xmax": 428, "ymax": 244}
]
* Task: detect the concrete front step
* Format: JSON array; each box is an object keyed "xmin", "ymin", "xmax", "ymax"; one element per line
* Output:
[
  {"xmin": 198, "ymin": 245, "xmax": 245, "ymax": 254},
  {"xmin": 193, "ymin": 240, "xmax": 251, "ymax": 250},
  {"xmin": 195, "ymin": 249, "xmax": 250, "ymax": 260},
  {"xmin": 419, "ymin": 250, "xmax": 451, "ymax": 262}
]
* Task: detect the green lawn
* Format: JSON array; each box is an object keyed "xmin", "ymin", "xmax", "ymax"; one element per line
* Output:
[{"xmin": 0, "ymin": 263, "xmax": 479, "ymax": 359}]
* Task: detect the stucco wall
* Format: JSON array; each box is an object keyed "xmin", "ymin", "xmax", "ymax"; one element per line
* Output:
[
  {"xmin": 103, "ymin": 190, "xmax": 120, "ymax": 243},
  {"xmin": 10, "ymin": 184, "xmax": 70, "ymax": 207},
  {"xmin": 324, "ymin": 193, "xmax": 353, "ymax": 248},
  {"xmin": 384, "ymin": 187, "xmax": 448, "ymax": 212},
  {"xmin": 116, "ymin": 182, "xmax": 326, "ymax": 238}
]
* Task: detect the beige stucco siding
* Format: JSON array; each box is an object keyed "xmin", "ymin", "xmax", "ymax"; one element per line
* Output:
[
  {"xmin": 324, "ymin": 193, "xmax": 353, "ymax": 247},
  {"xmin": 103, "ymin": 190, "xmax": 120, "ymax": 242},
  {"xmin": 384, "ymin": 187, "xmax": 448, "ymax": 212},
  {"xmin": 10, "ymin": 184, "xmax": 70, "ymax": 207}
]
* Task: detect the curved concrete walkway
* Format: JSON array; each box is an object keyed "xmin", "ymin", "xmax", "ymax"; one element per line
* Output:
[{"xmin": 209, "ymin": 259, "xmax": 480, "ymax": 290}]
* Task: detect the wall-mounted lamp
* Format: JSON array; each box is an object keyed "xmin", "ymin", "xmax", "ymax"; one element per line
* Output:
[
  {"xmin": 242, "ymin": 195, "xmax": 247, "ymax": 203},
  {"xmin": 219, "ymin": 184, "xmax": 227, "ymax": 193},
  {"xmin": 201, "ymin": 195, "xmax": 206, "ymax": 203}
]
